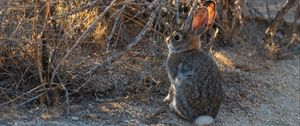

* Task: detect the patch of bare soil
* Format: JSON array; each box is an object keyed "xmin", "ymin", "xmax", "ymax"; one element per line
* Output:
[{"xmin": 215, "ymin": 53, "xmax": 300, "ymax": 126}]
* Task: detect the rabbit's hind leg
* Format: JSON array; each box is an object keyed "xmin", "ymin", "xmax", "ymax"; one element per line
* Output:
[
  {"xmin": 171, "ymin": 83, "xmax": 194, "ymax": 121},
  {"xmin": 176, "ymin": 91, "xmax": 194, "ymax": 121}
]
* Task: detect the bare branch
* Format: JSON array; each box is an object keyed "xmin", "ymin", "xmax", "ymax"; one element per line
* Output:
[
  {"xmin": 49, "ymin": 0, "xmax": 118, "ymax": 86},
  {"xmin": 262, "ymin": 0, "xmax": 297, "ymax": 60},
  {"xmin": 68, "ymin": 0, "xmax": 165, "ymax": 94}
]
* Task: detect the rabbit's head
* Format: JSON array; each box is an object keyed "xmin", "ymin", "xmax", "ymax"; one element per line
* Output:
[{"xmin": 166, "ymin": 1, "xmax": 216, "ymax": 54}]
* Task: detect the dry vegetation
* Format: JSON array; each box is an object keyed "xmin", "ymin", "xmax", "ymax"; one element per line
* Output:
[{"xmin": 0, "ymin": 0, "xmax": 299, "ymax": 125}]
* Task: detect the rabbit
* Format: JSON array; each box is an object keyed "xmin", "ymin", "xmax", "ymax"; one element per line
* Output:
[{"xmin": 164, "ymin": 1, "xmax": 223, "ymax": 125}]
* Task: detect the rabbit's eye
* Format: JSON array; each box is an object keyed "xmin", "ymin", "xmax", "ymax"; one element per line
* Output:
[{"xmin": 174, "ymin": 33, "xmax": 182, "ymax": 41}]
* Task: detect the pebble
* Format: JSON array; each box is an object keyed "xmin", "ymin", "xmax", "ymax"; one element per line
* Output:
[
  {"xmin": 89, "ymin": 114, "xmax": 97, "ymax": 119},
  {"xmin": 71, "ymin": 116, "xmax": 79, "ymax": 121}
]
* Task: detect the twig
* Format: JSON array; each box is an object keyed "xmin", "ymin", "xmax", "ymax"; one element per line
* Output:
[
  {"xmin": 86, "ymin": 0, "xmax": 163, "ymax": 76},
  {"xmin": 16, "ymin": 66, "xmax": 29, "ymax": 87},
  {"xmin": 11, "ymin": 11, "xmax": 26, "ymax": 38},
  {"xmin": 95, "ymin": 97, "xmax": 122, "ymax": 103},
  {"xmin": 32, "ymin": 0, "xmax": 44, "ymax": 93},
  {"xmin": 50, "ymin": 0, "xmax": 99, "ymax": 20},
  {"xmin": 229, "ymin": 0, "xmax": 244, "ymax": 42},
  {"xmin": 57, "ymin": 75, "xmax": 71, "ymax": 115},
  {"xmin": 49, "ymin": 0, "xmax": 118, "ymax": 87},
  {"xmin": 107, "ymin": 5, "xmax": 125, "ymax": 41},
  {"xmin": 181, "ymin": 0, "xmax": 198, "ymax": 28},
  {"xmin": 0, "ymin": 87, "xmax": 12, "ymax": 102},
  {"xmin": 0, "ymin": 83, "xmax": 49, "ymax": 106},
  {"xmin": 265, "ymin": 0, "xmax": 271, "ymax": 21},
  {"xmin": 175, "ymin": 0, "xmax": 180, "ymax": 24},
  {"xmin": 68, "ymin": 0, "xmax": 164, "ymax": 95},
  {"xmin": 18, "ymin": 93, "xmax": 45, "ymax": 107},
  {"xmin": 287, "ymin": 3, "xmax": 300, "ymax": 48},
  {"xmin": 263, "ymin": 0, "xmax": 297, "ymax": 59}
]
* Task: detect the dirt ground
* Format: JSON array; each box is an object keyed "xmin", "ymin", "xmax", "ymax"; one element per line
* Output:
[
  {"xmin": 0, "ymin": 0, "xmax": 299, "ymax": 126},
  {"xmin": 0, "ymin": 46, "xmax": 299, "ymax": 126}
]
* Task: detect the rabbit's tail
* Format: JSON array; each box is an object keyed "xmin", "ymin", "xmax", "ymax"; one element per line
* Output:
[{"xmin": 194, "ymin": 115, "xmax": 214, "ymax": 126}]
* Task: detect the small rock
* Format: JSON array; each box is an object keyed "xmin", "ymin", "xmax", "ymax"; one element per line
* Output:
[
  {"xmin": 71, "ymin": 116, "xmax": 79, "ymax": 121},
  {"xmin": 41, "ymin": 113, "xmax": 51, "ymax": 119},
  {"xmin": 89, "ymin": 113, "xmax": 97, "ymax": 119}
]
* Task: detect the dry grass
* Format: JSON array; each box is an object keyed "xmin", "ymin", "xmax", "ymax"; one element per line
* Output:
[
  {"xmin": 0, "ymin": 0, "xmax": 171, "ymax": 107},
  {"xmin": 213, "ymin": 52, "xmax": 236, "ymax": 68}
]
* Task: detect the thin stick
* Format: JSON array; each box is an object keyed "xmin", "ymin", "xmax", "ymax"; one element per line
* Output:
[
  {"xmin": 263, "ymin": 0, "xmax": 297, "ymax": 59},
  {"xmin": 287, "ymin": 2, "xmax": 300, "ymax": 47},
  {"xmin": 51, "ymin": 0, "xmax": 99, "ymax": 20},
  {"xmin": 49, "ymin": 0, "xmax": 118, "ymax": 87},
  {"xmin": 18, "ymin": 93, "xmax": 45, "ymax": 107},
  {"xmin": 266, "ymin": 0, "xmax": 271, "ymax": 21},
  {"xmin": 69, "ymin": 0, "xmax": 164, "ymax": 95},
  {"xmin": 0, "ymin": 83, "xmax": 49, "ymax": 106},
  {"xmin": 57, "ymin": 75, "xmax": 71, "ymax": 115}
]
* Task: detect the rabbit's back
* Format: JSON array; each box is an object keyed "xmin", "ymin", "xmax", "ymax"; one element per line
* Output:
[
  {"xmin": 166, "ymin": 50, "xmax": 223, "ymax": 120},
  {"xmin": 167, "ymin": 50, "xmax": 220, "ymax": 81}
]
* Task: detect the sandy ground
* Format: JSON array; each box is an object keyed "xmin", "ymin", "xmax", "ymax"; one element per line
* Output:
[
  {"xmin": 0, "ymin": 49, "xmax": 299, "ymax": 126},
  {"xmin": 215, "ymin": 54, "xmax": 300, "ymax": 126}
]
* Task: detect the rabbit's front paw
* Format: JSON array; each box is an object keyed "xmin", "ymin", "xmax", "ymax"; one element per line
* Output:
[
  {"xmin": 164, "ymin": 85, "xmax": 175, "ymax": 103},
  {"xmin": 164, "ymin": 94, "xmax": 172, "ymax": 103}
]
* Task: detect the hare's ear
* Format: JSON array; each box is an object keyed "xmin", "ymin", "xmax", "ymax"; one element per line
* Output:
[
  {"xmin": 191, "ymin": 7, "xmax": 208, "ymax": 35},
  {"xmin": 203, "ymin": 1, "xmax": 216, "ymax": 28},
  {"xmin": 191, "ymin": 1, "xmax": 216, "ymax": 35}
]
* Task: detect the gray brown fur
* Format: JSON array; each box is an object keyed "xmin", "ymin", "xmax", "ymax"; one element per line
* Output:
[{"xmin": 164, "ymin": 27, "xmax": 223, "ymax": 122}]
